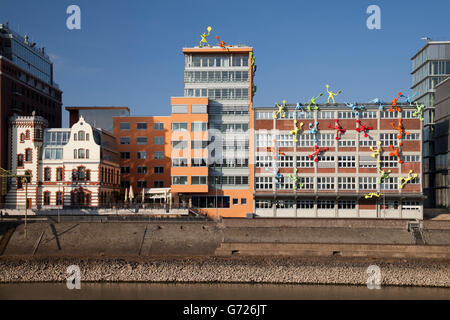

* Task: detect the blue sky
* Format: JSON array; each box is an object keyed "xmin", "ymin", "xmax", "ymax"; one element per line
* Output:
[{"xmin": 1, "ymin": 0, "xmax": 449, "ymax": 127}]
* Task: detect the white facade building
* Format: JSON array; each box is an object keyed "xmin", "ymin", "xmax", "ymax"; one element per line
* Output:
[{"xmin": 5, "ymin": 114, "xmax": 120, "ymax": 209}]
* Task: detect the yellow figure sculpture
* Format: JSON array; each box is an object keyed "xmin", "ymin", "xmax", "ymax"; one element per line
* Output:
[
  {"xmin": 399, "ymin": 170, "xmax": 418, "ymax": 189},
  {"xmin": 325, "ymin": 84, "xmax": 342, "ymax": 104},
  {"xmin": 369, "ymin": 141, "xmax": 382, "ymax": 170},
  {"xmin": 273, "ymin": 100, "xmax": 286, "ymax": 119},
  {"xmin": 199, "ymin": 26, "xmax": 212, "ymax": 47},
  {"xmin": 364, "ymin": 192, "xmax": 383, "ymax": 199},
  {"xmin": 289, "ymin": 119, "xmax": 304, "ymax": 143}
]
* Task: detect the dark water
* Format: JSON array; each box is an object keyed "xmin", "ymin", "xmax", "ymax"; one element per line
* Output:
[{"xmin": 0, "ymin": 282, "xmax": 449, "ymax": 300}]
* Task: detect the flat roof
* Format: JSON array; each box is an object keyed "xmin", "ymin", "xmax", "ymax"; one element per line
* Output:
[
  {"xmin": 411, "ymin": 40, "xmax": 450, "ymax": 60},
  {"xmin": 183, "ymin": 46, "xmax": 253, "ymax": 53},
  {"xmin": 65, "ymin": 106, "xmax": 130, "ymax": 111}
]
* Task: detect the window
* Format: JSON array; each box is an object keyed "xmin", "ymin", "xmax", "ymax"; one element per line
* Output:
[
  {"xmin": 121, "ymin": 180, "xmax": 130, "ymax": 188},
  {"xmin": 25, "ymin": 149, "xmax": 32, "ymax": 162},
  {"xmin": 191, "ymin": 140, "xmax": 209, "ymax": 149},
  {"xmin": 172, "ymin": 158, "xmax": 188, "ymax": 167},
  {"xmin": 317, "ymin": 111, "xmax": 334, "ymax": 119},
  {"xmin": 77, "ymin": 167, "xmax": 86, "ymax": 182},
  {"xmin": 276, "ymin": 200, "xmax": 294, "ymax": 209},
  {"xmin": 120, "ymin": 122, "xmax": 130, "ymax": 130},
  {"xmin": 154, "ymin": 136, "xmax": 164, "ymax": 145},
  {"xmin": 296, "ymin": 156, "xmax": 314, "ymax": 168},
  {"xmin": 137, "ymin": 137, "xmax": 147, "ymax": 145},
  {"xmin": 192, "ymin": 176, "xmax": 208, "ymax": 185},
  {"xmin": 137, "ymin": 166, "xmax": 147, "ymax": 174},
  {"xmin": 86, "ymin": 149, "xmax": 89, "ymax": 159},
  {"xmin": 337, "ymin": 111, "xmax": 356, "ymax": 119},
  {"xmin": 121, "ymin": 166, "xmax": 130, "ymax": 174},
  {"xmin": 338, "ymin": 200, "xmax": 356, "ymax": 209},
  {"xmin": 380, "ymin": 177, "xmax": 398, "ymax": 190},
  {"xmin": 154, "ymin": 181, "xmax": 164, "ymax": 188},
  {"xmin": 137, "ymin": 122, "xmax": 147, "ymax": 130},
  {"xmin": 56, "ymin": 192, "xmax": 63, "ymax": 205},
  {"xmin": 120, "ymin": 152, "xmax": 130, "ymax": 159},
  {"xmin": 154, "ymin": 151, "xmax": 164, "ymax": 159},
  {"xmin": 317, "ymin": 177, "xmax": 335, "ymax": 190},
  {"xmin": 276, "ymin": 134, "xmax": 293, "ymax": 147},
  {"xmin": 73, "ymin": 149, "xmax": 77, "ymax": 159},
  {"xmin": 172, "ymin": 140, "xmax": 188, "ymax": 149},
  {"xmin": 297, "ymin": 200, "xmax": 314, "ymax": 209},
  {"xmin": 43, "ymin": 192, "xmax": 50, "ymax": 205},
  {"xmin": 44, "ymin": 167, "xmax": 51, "ymax": 181},
  {"xmin": 137, "ymin": 151, "xmax": 147, "ymax": 159},
  {"xmin": 360, "ymin": 111, "xmax": 377, "ymax": 119},
  {"xmin": 338, "ymin": 140, "xmax": 356, "ymax": 147},
  {"xmin": 276, "ymin": 176, "xmax": 293, "ymax": 190},
  {"xmin": 381, "ymin": 111, "xmax": 400, "ymax": 119},
  {"xmin": 17, "ymin": 154, "xmax": 24, "ymax": 168},
  {"xmin": 317, "ymin": 156, "xmax": 335, "ymax": 168},
  {"xmin": 120, "ymin": 137, "xmax": 130, "ymax": 145},
  {"xmin": 233, "ymin": 198, "xmax": 239, "ymax": 205},
  {"xmin": 255, "ymin": 176, "xmax": 273, "ymax": 189},
  {"xmin": 317, "ymin": 200, "xmax": 335, "ymax": 209},
  {"xmin": 402, "ymin": 201, "xmax": 421, "ymax": 211},
  {"xmin": 359, "ymin": 177, "xmax": 377, "ymax": 190},
  {"xmin": 241, "ymin": 198, "xmax": 247, "ymax": 205},
  {"xmin": 380, "ymin": 156, "xmax": 398, "ymax": 168},
  {"xmin": 255, "ymin": 200, "xmax": 273, "ymax": 208},
  {"xmin": 78, "ymin": 148, "xmax": 85, "ymax": 159},
  {"xmin": 191, "ymin": 158, "xmax": 207, "ymax": 167},
  {"xmin": 380, "ymin": 200, "xmax": 399, "ymax": 210},
  {"xmin": 338, "ymin": 156, "xmax": 356, "ymax": 168},
  {"xmin": 359, "ymin": 139, "xmax": 377, "ymax": 147},
  {"xmin": 191, "ymin": 122, "xmax": 207, "ymax": 131},
  {"xmin": 191, "ymin": 195, "xmax": 230, "ymax": 208},
  {"xmin": 78, "ymin": 131, "xmax": 85, "ymax": 141},
  {"xmin": 403, "ymin": 133, "xmax": 420, "ymax": 140},
  {"xmin": 318, "ymin": 133, "xmax": 335, "ymax": 147},
  {"xmin": 154, "ymin": 166, "xmax": 164, "ymax": 174},
  {"xmin": 172, "ymin": 122, "xmax": 188, "ymax": 131},
  {"xmin": 86, "ymin": 170, "xmax": 91, "ymax": 181},
  {"xmin": 277, "ymin": 155, "xmax": 294, "ymax": 168},
  {"xmin": 137, "ymin": 180, "xmax": 147, "ymax": 188},
  {"xmin": 380, "ymin": 133, "xmax": 398, "ymax": 147},
  {"xmin": 256, "ymin": 155, "xmax": 273, "ymax": 167},
  {"xmin": 296, "ymin": 133, "xmax": 315, "ymax": 147},
  {"xmin": 154, "ymin": 123, "xmax": 164, "ymax": 130},
  {"xmin": 403, "ymin": 155, "xmax": 420, "ymax": 162},
  {"xmin": 300, "ymin": 177, "xmax": 314, "ymax": 189},
  {"xmin": 172, "ymin": 176, "xmax": 188, "ymax": 185},
  {"xmin": 56, "ymin": 168, "xmax": 63, "ymax": 181},
  {"xmin": 338, "ymin": 177, "xmax": 356, "ymax": 190}
]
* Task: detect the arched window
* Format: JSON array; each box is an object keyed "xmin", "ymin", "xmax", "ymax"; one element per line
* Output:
[
  {"xmin": 43, "ymin": 191, "xmax": 51, "ymax": 205},
  {"xmin": 78, "ymin": 131, "xmax": 85, "ymax": 141},
  {"xmin": 86, "ymin": 170, "xmax": 91, "ymax": 181},
  {"xmin": 17, "ymin": 154, "xmax": 24, "ymax": 168},
  {"xmin": 20, "ymin": 133, "xmax": 25, "ymax": 142},
  {"xmin": 25, "ymin": 149, "xmax": 32, "ymax": 162},
  {"xmin": 25, "ymin": 130, "xmax": 30, "ymax": 139},
  {"xmin": 74, "ymin": 149, "xmax": 77, "ymax": 159},
  {"xmin": 78, "ymin": 148, "xmax": 85, "ymax": 159}
]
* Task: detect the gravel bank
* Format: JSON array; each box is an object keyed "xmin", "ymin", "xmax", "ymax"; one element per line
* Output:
[{"xmin": 0, "ymin": 256, "xmax": 449, "ymax": 287}]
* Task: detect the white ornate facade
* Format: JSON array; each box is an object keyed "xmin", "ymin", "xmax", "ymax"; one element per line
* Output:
[{"xmin": 6, "ymin": 114, "xmax": 120, "ymax": 208}]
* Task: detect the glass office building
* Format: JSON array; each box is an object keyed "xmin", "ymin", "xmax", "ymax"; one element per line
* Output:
[{"xmin": 411, "ymin": 40, "xmax": 450, "ymax": 207}]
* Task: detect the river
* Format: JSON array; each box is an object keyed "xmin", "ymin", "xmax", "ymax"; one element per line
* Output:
[{"xmin": 0, "ymin": 283, "xmax": 449, "ymax": 300}]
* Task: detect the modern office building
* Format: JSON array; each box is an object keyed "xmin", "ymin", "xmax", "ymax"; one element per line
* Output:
[
  {"xmin": 5, "ymin": 114, "xmax": 120, "ymax": 209},
  {"xmin": 434, "ymin": 77, "xmax": 450, "ymax": 208},
  {"xmin": 0, "ymin": 22, "xmax": 62, "ymax": 201},
  {"xmin": 411, "ymin": 40, "xmax": 450, "ymax": 207},
  {"xmin": 66, "ymin": 106, "xmax": 130, "ymax": 133},
  {"xmin": 253, "ymin": 104, "xmax": 423, "ymax": 219}
]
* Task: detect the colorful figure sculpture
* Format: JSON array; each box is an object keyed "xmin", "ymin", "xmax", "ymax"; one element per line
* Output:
[
  {"xmin": 308, "ymin": 145, "xmax": 329, "ymax": 162},
  {"xmin": 288, "ymin": 168, "xmax": 304, "ymax": 190},
  {"xmin": 250, "ymin": 52, "xmax": 257, "ymax": 74},
  {"xmin": 356, "ymin": 120, "xmax": 373, "ymax": 138},
  {"xmin": 390, "ymin": 120, "xmax": 410, "ymax": 140},
  {"xmin": 274, "ymin": 169, "xmax": 283, "ymax": 184},
  {"xmin": 390, "ymin": 92, "xmax": 403, "ymax": 112},
  {"xmin": 199, "ymin": 26, "xmax": 212, "ymax": 47},
  {"xmin": 364, "ymin": 192, "xmax": 383, "ymax": 199},
  {"xmin": 273, "ymin": 100, "xmax": 286, "ymax": 119},
  {"xmin": 377, "ymin": 169, "xmax": 392, "ymax": 184},
  {"xmin": 216, "ymin": 35, "xmax": 229, "ymax": 49},
  {"xmin": 369, "ymin": 141, "xmax": 382, "ymax": 170},
  {"xmin": 306, "ymin": 93, "xmax": 323, "ymax": 111},
  {"xmin": 401, "ymin": 92, "xmax": 418, "ymax": 106},
  {"xmin": 325, "ymin": 84, "xmax": 342, "ymax": 104},
  {"xmin": 413, "ymin": 102, "xmax": 425, "ymax": 121},
  {"xmin": 294, "ymin": 102, "xmax": 305, "ymax": 116},
  {"xmin": 345, "ymin": 103, "xmax": 365, "ymax": 116},
  {"xmin": 306, "ymin": 121, "xmax": 319, "ymax": 144},
  {"xmin": 399, "ymin": 170, "xmax": 418, "ymax": 189},
  {"xmin": 252, "ymin": 84, "xmax": 257, "ymax": 98},
  {"xmin": 370, "ymin": 98, "xmax": 384, "ymax": 111},
  {"xmin": 328, "ymin": 119, "xmax": 345, "ymax": 140},
  {"xmin": 389, "ymin": 142, "xmax": 404, "ymax": 164},
  {"xmin": 290, "ymin": 119, "xmax": 304, "ymax": 143}
]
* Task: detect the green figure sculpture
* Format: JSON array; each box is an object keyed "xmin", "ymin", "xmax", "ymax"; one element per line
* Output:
[
  {"xmin": 288, "ymin": 168, "xmax": 304, "ymax": 190},
  {"xmin": 306, "ymin": 93, "xmax": 323, "ymax": 111},
  {"xmin": 377, "ymin": 169, "xmax": 392, "ymax": 184}
]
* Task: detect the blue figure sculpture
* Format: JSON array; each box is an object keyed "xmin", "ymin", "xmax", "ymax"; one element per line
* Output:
[
  {"xmin": 294, "ymin": 102, "xmax": 305, "ymax": 118},
  {"xmin": 345, "ymin": 103, "xmax": 365, "ymax": 116},
  {"xmin": 306, "ymin": 121, "xmax": 319, "ymax": 144},
  {"xmin": 370, "ymin": 98, "xmax": 384, "ymax": 111},
  {"xmin": 401, "ymin": 92, "xmax": 418, "ymax": 106}
]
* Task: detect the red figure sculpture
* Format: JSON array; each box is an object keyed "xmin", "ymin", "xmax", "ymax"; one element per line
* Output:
[
  {"xmin": 216, "ymin": 36, "xmax": 229, "ymax": 49},
  {"xmin": 328, "ymin": 119, "xmax": 346, "ymax": 140},
  {"xmin": 356, "ymin": 120, "xmax": 373, "ymax": 138},
  {"xmin": 390, "ymin": 119, "xmax": 410, "ymax": 140},
  {"xmin": 389, "ymin": 142, "xmax": 404, "ymax": 164},
  {"xmin": 308, "ymin": 145, "xmax": 329, "ymax": 162},
  {"xmin": 390, "ymin": 92, "xmax": 403, "ymax": 112}
]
